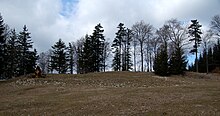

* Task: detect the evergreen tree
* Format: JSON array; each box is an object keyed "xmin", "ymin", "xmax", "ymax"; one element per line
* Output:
[
  {"xmin": 75, "ymin": 38, "xmax": 84, "ymax": 74},
  {"xmin": 0, "ymin": 13, "xmax": 5, "ymax": 43},
  {"xmin": 193, "ymin": 41, "xmax": 220, "ymax": 73},
  {"xmin": 164, "ymin": 19, "xmax": 188, "ymax": 75},
  {"xmin": 17, "ymin": 25, "xmax": 35, "ymax": 75},
  {"xmin": 208, "ymin": 47, "xmax": 214, "ymax": 72},
  {"xmin": 79, "ymin": 24, "xmax": 105, "ymax": 73},
  {"xmin": 0, "ymin": 14, "xmax": 6, "ymax": 79},
  {"xmin": 122, "ymin": 28, "xmax": 133, "ymax": 71},
  {"xmin": 201, "ymin": 49, "xmax": 207, "ymax": 73},
  {"xmin": 0, "ymin": 14, "xmax": 37, "ymax": 78},
  {"xmin": 26, "ymin": 49, "xmax": 38, "ymax": 74},
  {"xmin": 198, "ymin": 54, "xmax": 205, "ymax": 73},
  {"xmin": 153, "ymin": 45, "xmax": 169, "ymax": 76},
  {"xmin": 112, "ymin": 48, "xmax": 121, "ymax": 71},
  {"xmin": 82, "ymin": 34, "xmax": 93, "ymax": 73},
  {"xmin": 112, "ymin": 23, "xmax": 126, "ymax": 71},
  {"xmin": 213, "ymin": 40, "xmax": 220, "ymax": 69},
  {"xmin": 154, "ymin": 25, "xmax": 169, "ymax": 76},
  {"xmin": 169, "ymin": 46, "xmax": 188, "ymax": 75},
  {"xmin": 50, "ymin": 39, "xmax": 68, "ymax": 74},
  {"xmin": 7, "ymin": 29, "xmax": 19, "ymax": 77},
  {"xmin": 188, "ymin": 20, "xmax": 202, "ymax": 72},
  {"xmin": 90, "ymin": 23, "xmax": 105, "ymax": 72}
]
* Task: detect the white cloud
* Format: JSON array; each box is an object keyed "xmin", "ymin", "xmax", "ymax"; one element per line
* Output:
[
  {"xmin": 70, "ymin": 0, "xmax": 220, "ymax": 40},
  {"xmin": 0, "ymin": 0, "xmax": 73, "ymax": 52},
  {"xmin": 0, "ymin": 0, "xmax": 220, "ymax": 52}
]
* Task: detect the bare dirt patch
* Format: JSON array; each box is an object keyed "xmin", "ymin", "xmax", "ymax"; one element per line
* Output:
[{"xmin": 0, "ymin": 72, "xmax": 220, "ymax": 115}]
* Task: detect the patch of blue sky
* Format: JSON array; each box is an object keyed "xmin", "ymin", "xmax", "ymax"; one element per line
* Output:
[
  {"xmin": 60, "ymin": 0, "xmax": 78, "ymax": 17},
  {"xmin": 187, "ymin": 54, "xmax": 195, "ymax": 66}
]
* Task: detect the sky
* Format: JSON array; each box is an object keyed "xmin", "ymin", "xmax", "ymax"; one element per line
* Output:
[{"xmin": 0, "ymin": 0, "xmax": 220, "ymax": 54}]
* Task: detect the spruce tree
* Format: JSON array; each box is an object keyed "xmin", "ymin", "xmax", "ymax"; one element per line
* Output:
[
  {"xmin": 18, "ymin": 25, "xmax": 34, "ymax": 75},
  {"xmin": 188, "ymin": 20, "xmax": 202, "ymax": 72},
  {"xmin": 112, "ymin": 48, "xmax": 121, "ymax": 71},
  {"xmin": 79, "ymin": 24, "xmax": 105, "ymax": 73},
  {"xmin": 7, "ymin": 29, "xmax": 19, "ymax": 77},
  {"xmin": 0, "ymin": 13, "xmax": 5, "ymax": 43},
  {"xmin": 123, "ymin": 28, "xmax": 133, "ymax": 71},
  {"xmin": 153, "ymin": 45, "xmax": 169, "ymax": 76},
  {"xmin": 83, "ymin": 34, "xmax": 93, "ymax": 73},
  {"xmin": 154, "ymin": 25, "xmax": 169, "ymax": 76},
  {"xmin": 0, "ymin": 13, "xmax": 6, "ymax": 79},
  {"xmin": 26, "ymin": 49, "xmax": 38, "ymax": 74},
  {"xmin": 198, "ymin": 53, "xmax": 205, "ymax": 73},
  {"xmin": 200, "ymin": 49, "xmax": 208, "ymax": 73},
  {"xmin": 169, "ymin": 47, "xmax": 188, "ymax": 75},
  {"xmin": 90, "ymin": 23, "xmax": 105, "ymax": 72},
  {"xmin": 112, "ymin": 23, "xmax": 126, "ymax": 71},
  {"xmin": 213, "ymin": 40, "xmax": 220, "ymax": 69},
  {"xmin": 208, "ymin": 47, "xmax": 214, "ymax": 72},
  {"xmin": 50, "ymin": 39, "xmax": 68, "ymax": 74}
]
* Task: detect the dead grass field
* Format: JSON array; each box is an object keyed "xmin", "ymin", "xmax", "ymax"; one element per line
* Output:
[{"xmin": 0, "ymin": 72, "xmax": 220, "ymax": 115}]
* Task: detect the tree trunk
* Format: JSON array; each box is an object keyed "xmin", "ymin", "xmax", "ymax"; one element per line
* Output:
[
  {"xmin": 195, "ymin": 40, "xmax": 198, "ymax": 73},
  {"xmin": 205, "ymin": 43, "xmax": 209, "ymax": 74},
  {"xmin": 134, "ymin": 44, "xmax": 136, "ymax": 72},
  {"xmin": 141, "ymin": 43, "xmax": 144, "ymax": 72}
]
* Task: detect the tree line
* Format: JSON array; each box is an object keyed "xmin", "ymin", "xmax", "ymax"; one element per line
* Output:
[
  {"xmin": 0, "ymin": 13, "xmax": 37, "ymax": 79},
  {"xmin": 188, "ymin": 15, "xmax": 220, "ymax": 74},
  {"xmin": 1, "ymin": 12, "xmax": 220, "ymax": 79},
  {"xmin": 188, "ymin": 39, "xmax": 220, "ymax": 73}
]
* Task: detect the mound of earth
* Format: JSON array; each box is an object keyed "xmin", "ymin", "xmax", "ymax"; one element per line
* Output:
[{"xmin": 0, "ymin": 72, "xmax": 220, "ymax": 115}]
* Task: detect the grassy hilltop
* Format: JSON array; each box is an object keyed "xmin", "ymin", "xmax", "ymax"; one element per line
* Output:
[{"xmin": 0, "ymin": 72, "xmax": 220, "ymax": 115}]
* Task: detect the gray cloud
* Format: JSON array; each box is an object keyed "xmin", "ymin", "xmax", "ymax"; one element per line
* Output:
[
  {"xmin": 71, "ymin": 0, "xmax": 220, "ymax": 40},
  {"xmin": 0, "ymin": 0, "xmax": 220, "ymax": 52}
]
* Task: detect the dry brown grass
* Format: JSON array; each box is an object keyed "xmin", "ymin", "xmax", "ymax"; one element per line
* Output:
[{"xmin": 0, "ymin": 71, "xmax": 220, "ymax": 115}]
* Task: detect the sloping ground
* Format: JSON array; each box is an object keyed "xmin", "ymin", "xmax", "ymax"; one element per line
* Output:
[{"xmin": 0, "ymin": 72, "xmax": 220, "ymax": 115}]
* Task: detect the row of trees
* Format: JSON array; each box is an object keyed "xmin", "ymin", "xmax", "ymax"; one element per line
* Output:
[
  {"xmin": 154, "ymin": 19, "xmax": 188, "ymax": 76},
  {"xmin": 1, "ymin": 12, "xmax": 220, "ymax": 77},
  {"xmin": 0, "ymin": 13, "xmax": 37, "ymax": 79},
  {"xmin": 112, "ymin": 23, "xmax": 133, "ymax": 71},
  {"xmin": 188, "ymin": 40, "xmax": 220, "ymax": 73},
  {"xmin": 40, "ymin": 15, "xmax": 220, "ymax": 75},
  {"xmin": 46, "ymin": 19, "xmax": 197, "ymax": 75},
  {"xmin": 188, "ymin": 15, "xmax": 220, "ymax": 73},
  {"xmin": 43, "ymin": 23, "xmax": 109, "ymax": 74}
]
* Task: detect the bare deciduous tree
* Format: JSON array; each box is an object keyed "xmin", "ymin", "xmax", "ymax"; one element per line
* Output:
[
  {"xmin": 156, "ymin": 25, "xmax": 169, "ymax": 48},
  {"xmin": 132, "ymin": 20, "xmax": 153, "ymax": 72},
  {"xmin": 166, "ymin": 19, "xmax": 189, "ymax": 56},
  {"xmin": 211, "ymin": 15, "xmax": 220, "ymax": 38},
  {"xmin": 38, "ymin": 50, "xmax": 52, "ymax": 74},
  {"xmin": 132, "ymin": 34, "xmax": 138, "ymax": 72},
  {"xmin": 74, "ymin": 38, "xmax": 84, "ymax": 74},
  {"xmin": 103, "ymin": 41, "xmax": 111, "ymax": 72}
]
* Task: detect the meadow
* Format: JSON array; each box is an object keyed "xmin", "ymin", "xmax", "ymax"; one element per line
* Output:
[{"xmin": 0, "ymin": 72, "xmax": 220, "ymax": 115}]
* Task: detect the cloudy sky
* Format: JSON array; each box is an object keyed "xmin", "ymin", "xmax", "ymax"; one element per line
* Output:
[{"xmin": 0, "ymin": 0, "xmax": 220, "ymax": 52}]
